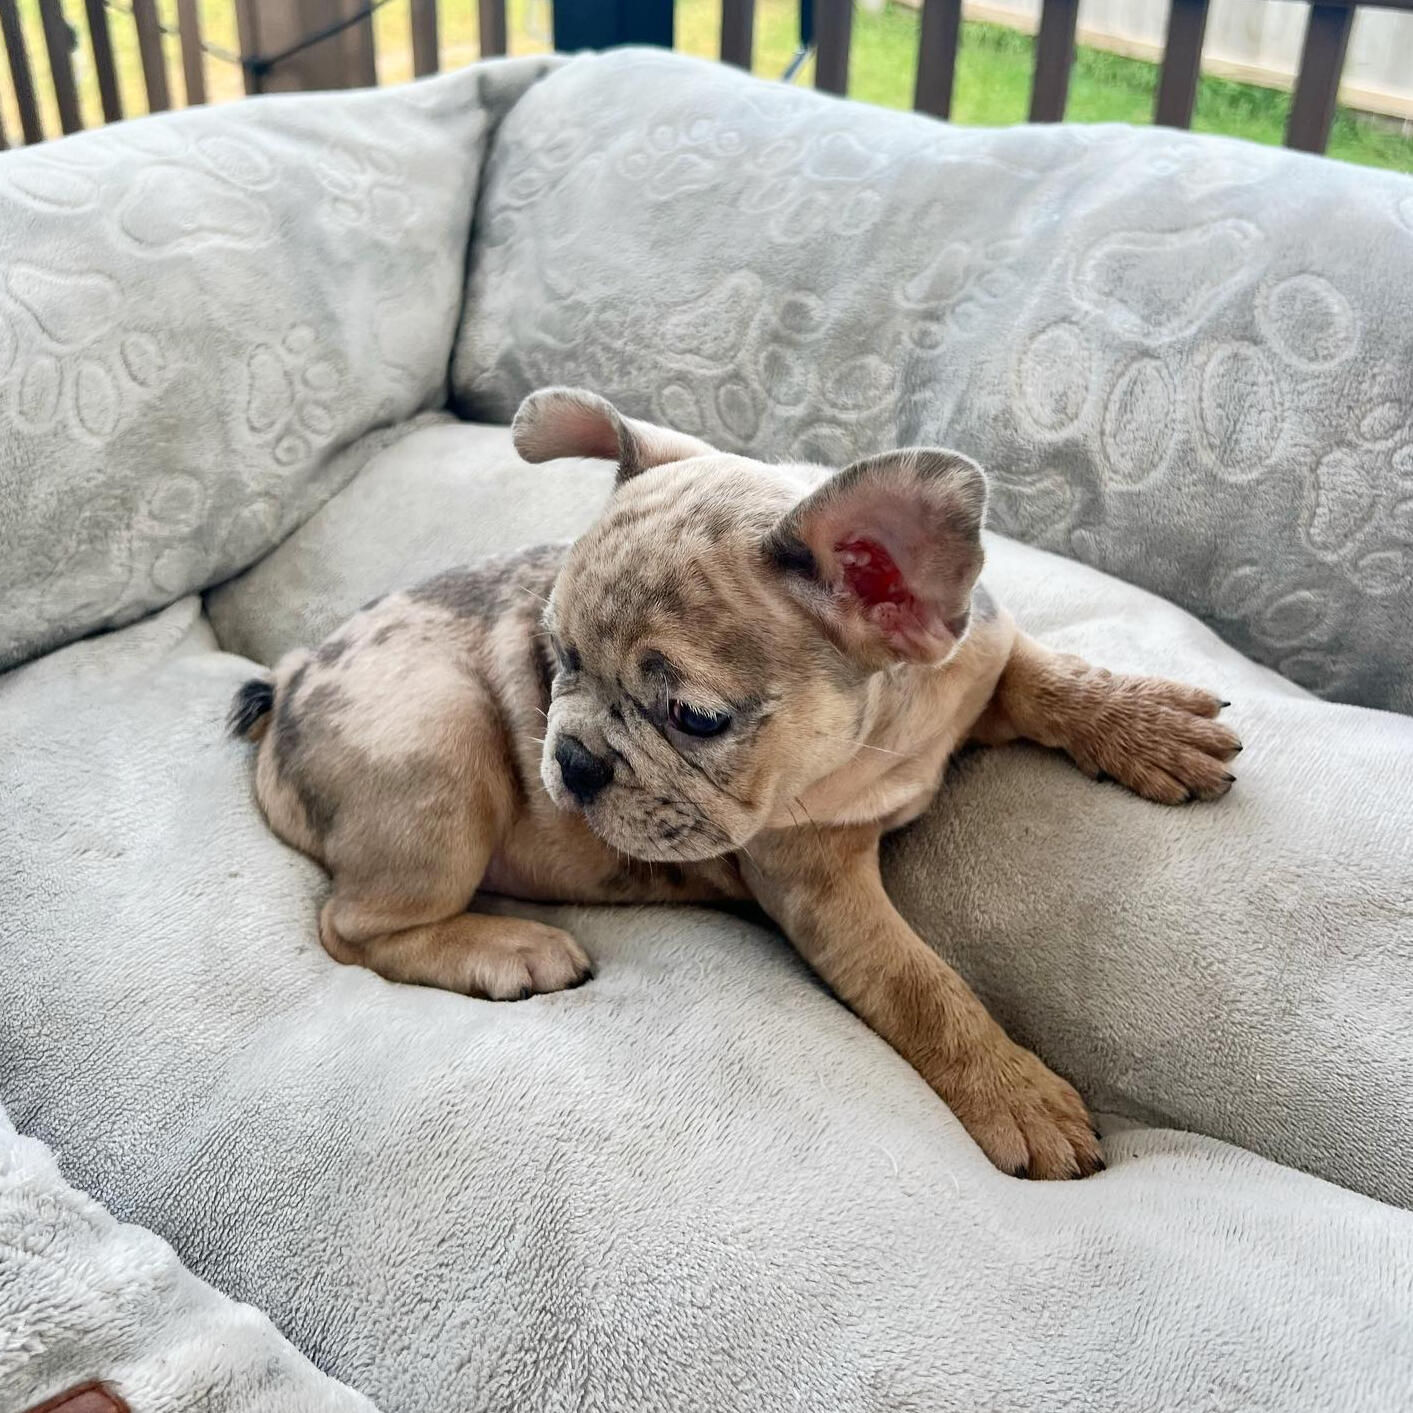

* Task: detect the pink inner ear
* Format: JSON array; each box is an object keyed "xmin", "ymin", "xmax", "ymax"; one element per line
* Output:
[
  {"xmin": 836, "ymin": 536, "xmax": 912, "ymax": 609},
  {"xmin": 835, "ymin": 534, "xmax": 949, "ymax": 660},
  {"xmin": 562, "ymin": 404, "xmax": 623, "ymax": 463}
]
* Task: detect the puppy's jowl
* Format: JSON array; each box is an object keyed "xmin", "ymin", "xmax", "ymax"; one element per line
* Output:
[{"xmin": 233, "ymin": 389, "xmax": 1240, "ymax": 1180}]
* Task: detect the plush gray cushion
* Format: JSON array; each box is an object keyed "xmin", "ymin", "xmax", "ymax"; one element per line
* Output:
[
  {"xmin": 4, "ymin": 423, "xmax": 1412, "ymax": 1413},
  {"xmin": 0, "ymin": 55, "xmax": 555, "ymax": 675},
  {"xmin": 206, "ymin": 418, "xmax": 613, "ymax": 665},
  {"xmin": 0, "ymin": 596, "xmax": 1409, "ymax": 1413},
  {"xmin": 0, "ymin": 1103, "xmax": 374, "ymax": 1413},
  {"xmin": 6, "ymin": 48, "xmax": 1413, "ymax": 1412},
  {"xmin": 210, "ymin": 423, "xmax": 1413, "ymax": 1208},
  {"xmin": 454, "ymin": 49, "xmax": 1413, "ymax": 715},
  {"xmin": 885, "ymin": 534, "xmax": 1413, "ymax": 1206}
]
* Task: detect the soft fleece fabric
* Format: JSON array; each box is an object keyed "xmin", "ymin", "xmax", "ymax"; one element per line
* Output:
[
  {"xmin": 3, "ymin": 48, "xmax": 1412, "ymax": 1413},
  {"xmin": 456, "ymin": 49, "xmax": 1413, "ymax": 714},
  {"xmin": 4, "ymin": 426, "xmax": 1411, "ymax": 1413},
  {"xmin": 0, "ymin": 1103, "xmax": 374, "ymax": 1412},
  {"xmin": 0, "ymin": 55, "xmax": 556, "ymax": 674},
  {"xmin": 212, "ymin": 424, "xmax": 1413, "ymax": 1209}
]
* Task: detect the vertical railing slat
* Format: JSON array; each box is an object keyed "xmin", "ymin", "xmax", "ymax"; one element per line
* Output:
[
  {"xmin": 1286, "ymin": 2, "xmax": 1354, "ymax": 153},
  {"xmin": 814, "ymin": 0, "xmax": 853, "ymax": 94},
  {"xmin": 1029, "ymin": 0, "xmax": 1079, "ymax": 121},
  {"xmin": 1, "ymin": 0, "xmax": 45, "ymax": 142},
  {"xmin": 914, "ymin": 0, "xmax": 963, "ymax": 118},
  {"xmin": 38, "ymin": 0, "xmax": 83, "ymax": 132},
  {"xmin": 236, "ymin": 0, "xmax": 306, "ymax": 93},
  {"xmin": 1154, "ymin": 0, "xmax": 1209, "ymax": 127},
  {"xmin": 721, "ymin": 0, "xmax": 754, "ymax": 68},
  {"xmin": 176, "ymin": 0, "xmax": 207, "ymax": 103},
  {"xmin": 0, "ymin": 0, "xmax": 1376, "ymax": 163},
  {"xmin": 238, "ymin": 0, "xmax": 371, "ymax": 92},
  {"xmin": 233, "ymin": 0, "xmax": 261, "ymax": 94},
  {"xmin": 479, "ymin": 0, "xmax": 507, "ymax": 56},
  {"xmin": 83, "ymin": 0, "xmax": 123, "ymax": 120},
  {"xmin": 131, "ymin": 0, "xmax": 172, "ymax": 111},
  {"xmin": 340, "ymin": 0, "xmax": 377, "ymax": 87},
  {"xmin": 411, "ymin": 0, "xmax": 439, "ymax": 74}
]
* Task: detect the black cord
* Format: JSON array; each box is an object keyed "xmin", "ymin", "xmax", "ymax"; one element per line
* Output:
[
  {"xmin": 247, "ymin": 0, "xmax": 397, "ymax": 76},
  {"xmin": 101, "ymin": 0, "xmax": 242, "ymax": 64},
  {"xmin": 100, "ymin": 0, "xmax": 784, "ymax": 84},
  {"xmin": 781, "ymin": 45, "xmax": 813, "ymax": 82},
  {"xmin": 100, "ymin": 0, "xmax": 397, "ymax": 75}
]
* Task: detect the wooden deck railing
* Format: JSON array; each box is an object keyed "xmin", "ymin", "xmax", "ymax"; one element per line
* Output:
[
  {"xmin": 906, "ymin": 0, "xmax": 1413, "ymax": 152},
  {"xmin": 0, "ymin": 0, "xmax": 1407, "ymax": 156}
]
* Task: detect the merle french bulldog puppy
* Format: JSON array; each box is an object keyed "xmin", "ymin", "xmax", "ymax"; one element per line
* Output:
[{"xmin": 232, "ymin": 388, "xmax": 1240, "ymax": 1180}]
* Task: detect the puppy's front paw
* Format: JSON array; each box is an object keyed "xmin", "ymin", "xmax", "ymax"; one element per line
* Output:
[
  {"xmin": 943, "ymin": 1043, "xmax": 1104, "ymax": 1180},
  {"xmin": 1064, "ymin": 669, "xmax": 1242, "ymax": 805},
  {"xmin": 463, "ymin": 920, "xmax": 593, "ymax": 1001}
]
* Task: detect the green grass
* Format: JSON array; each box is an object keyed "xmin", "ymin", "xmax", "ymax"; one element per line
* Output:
[{"xmin": 5, "ymin": 0, "xmax": 1412, "ymax": 173}]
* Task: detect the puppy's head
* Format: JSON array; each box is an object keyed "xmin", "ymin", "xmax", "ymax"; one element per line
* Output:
[{"xmin": 514, "ymin": 387, "xmax": 986, "ymax": 862}]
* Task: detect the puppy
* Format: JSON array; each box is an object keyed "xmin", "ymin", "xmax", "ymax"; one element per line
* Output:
[{"xmin": 231, "ymin": 388, "xmax": 1241, "ymax": 1180}]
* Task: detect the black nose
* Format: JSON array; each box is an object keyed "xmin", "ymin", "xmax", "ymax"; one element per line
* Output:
[{"xmin": 555, "ymin": 735, "xmax": 614, "ymax": 804}]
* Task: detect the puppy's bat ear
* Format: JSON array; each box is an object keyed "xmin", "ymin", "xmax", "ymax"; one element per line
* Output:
[
  {"xmin": 512, "ymin": 387, "xmax": 715, "ymax": 485},
  {"xmin": 764, "ymin": 449, "xmax": 987, "ymax": 668}
]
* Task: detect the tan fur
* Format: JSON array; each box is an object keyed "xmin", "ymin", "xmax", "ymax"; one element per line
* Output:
[
  {"xmin": 235, "ymin": 388, "xmax": 1241, "ymax": 1181},
  {"xmin": 970, "ymin": 636, "xmax": 1238, "ymax": 804}
]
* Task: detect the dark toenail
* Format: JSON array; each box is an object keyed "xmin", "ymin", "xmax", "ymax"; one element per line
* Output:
[
  {"xmin": 517, "ymin": 985, "xmax": 533, "ymax": 1000},
  {"xmin": 1012, "ymin": 1163, "xmax": 1030, "ymax": 1180},
  {"xmin": 1219, "ymin": 700, "xmax": 1231, "ymax": 708},
  {"xmin": 1224, "ymin": 773, "xmax": 1236, "ymax": 782},
  {"xmin": 1231, "ymin": 743, "xmax": 1243, "ymax": 753}
]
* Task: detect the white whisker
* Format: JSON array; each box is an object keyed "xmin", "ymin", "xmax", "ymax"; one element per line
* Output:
[{"xmin": 803, "ymin": 727, "xmax": 909, "ymax": 759}]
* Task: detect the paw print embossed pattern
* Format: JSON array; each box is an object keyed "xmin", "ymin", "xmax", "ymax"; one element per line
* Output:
[
  {"xmin": 1298, "ymin": 361, "xmax": 1413, "ymax": 604},
  {"xmin": 117, "ymin": 163, "xmax": 271, "ymax": 252},
  {"xmin": 0, "ymin": 264, "xmax": 169, "ymax": 444},
  {"xmin": 243, "ymin": 326, "xmax": 345, "ymax": 469},
  {"xmin": 457, "ymin": 51, "xmax": 1413, "ymax": 713},
  {"xmin": 2, "ymin": 62, "xmax": 508, "ymax": 672},
  {"xmin": 3, "ymin": 262, "xmax": 170, "ymax": 443},
  {"xmin": 316, "ymin": 142, "xmax": 417, "ymax": 240},
  {"xmin": 2, "ymin": 154, "xmax": 101, "ymax": 215}
]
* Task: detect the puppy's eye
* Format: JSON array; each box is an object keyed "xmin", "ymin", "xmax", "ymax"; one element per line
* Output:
[{"xmin": 668, "ymin": 700, "xmax": 732, "ymax": 738}]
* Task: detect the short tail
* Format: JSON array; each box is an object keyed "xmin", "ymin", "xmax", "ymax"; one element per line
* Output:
[{"xmin": 229, "ymin": 676, "xmax": 275, "ymax": 741}]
